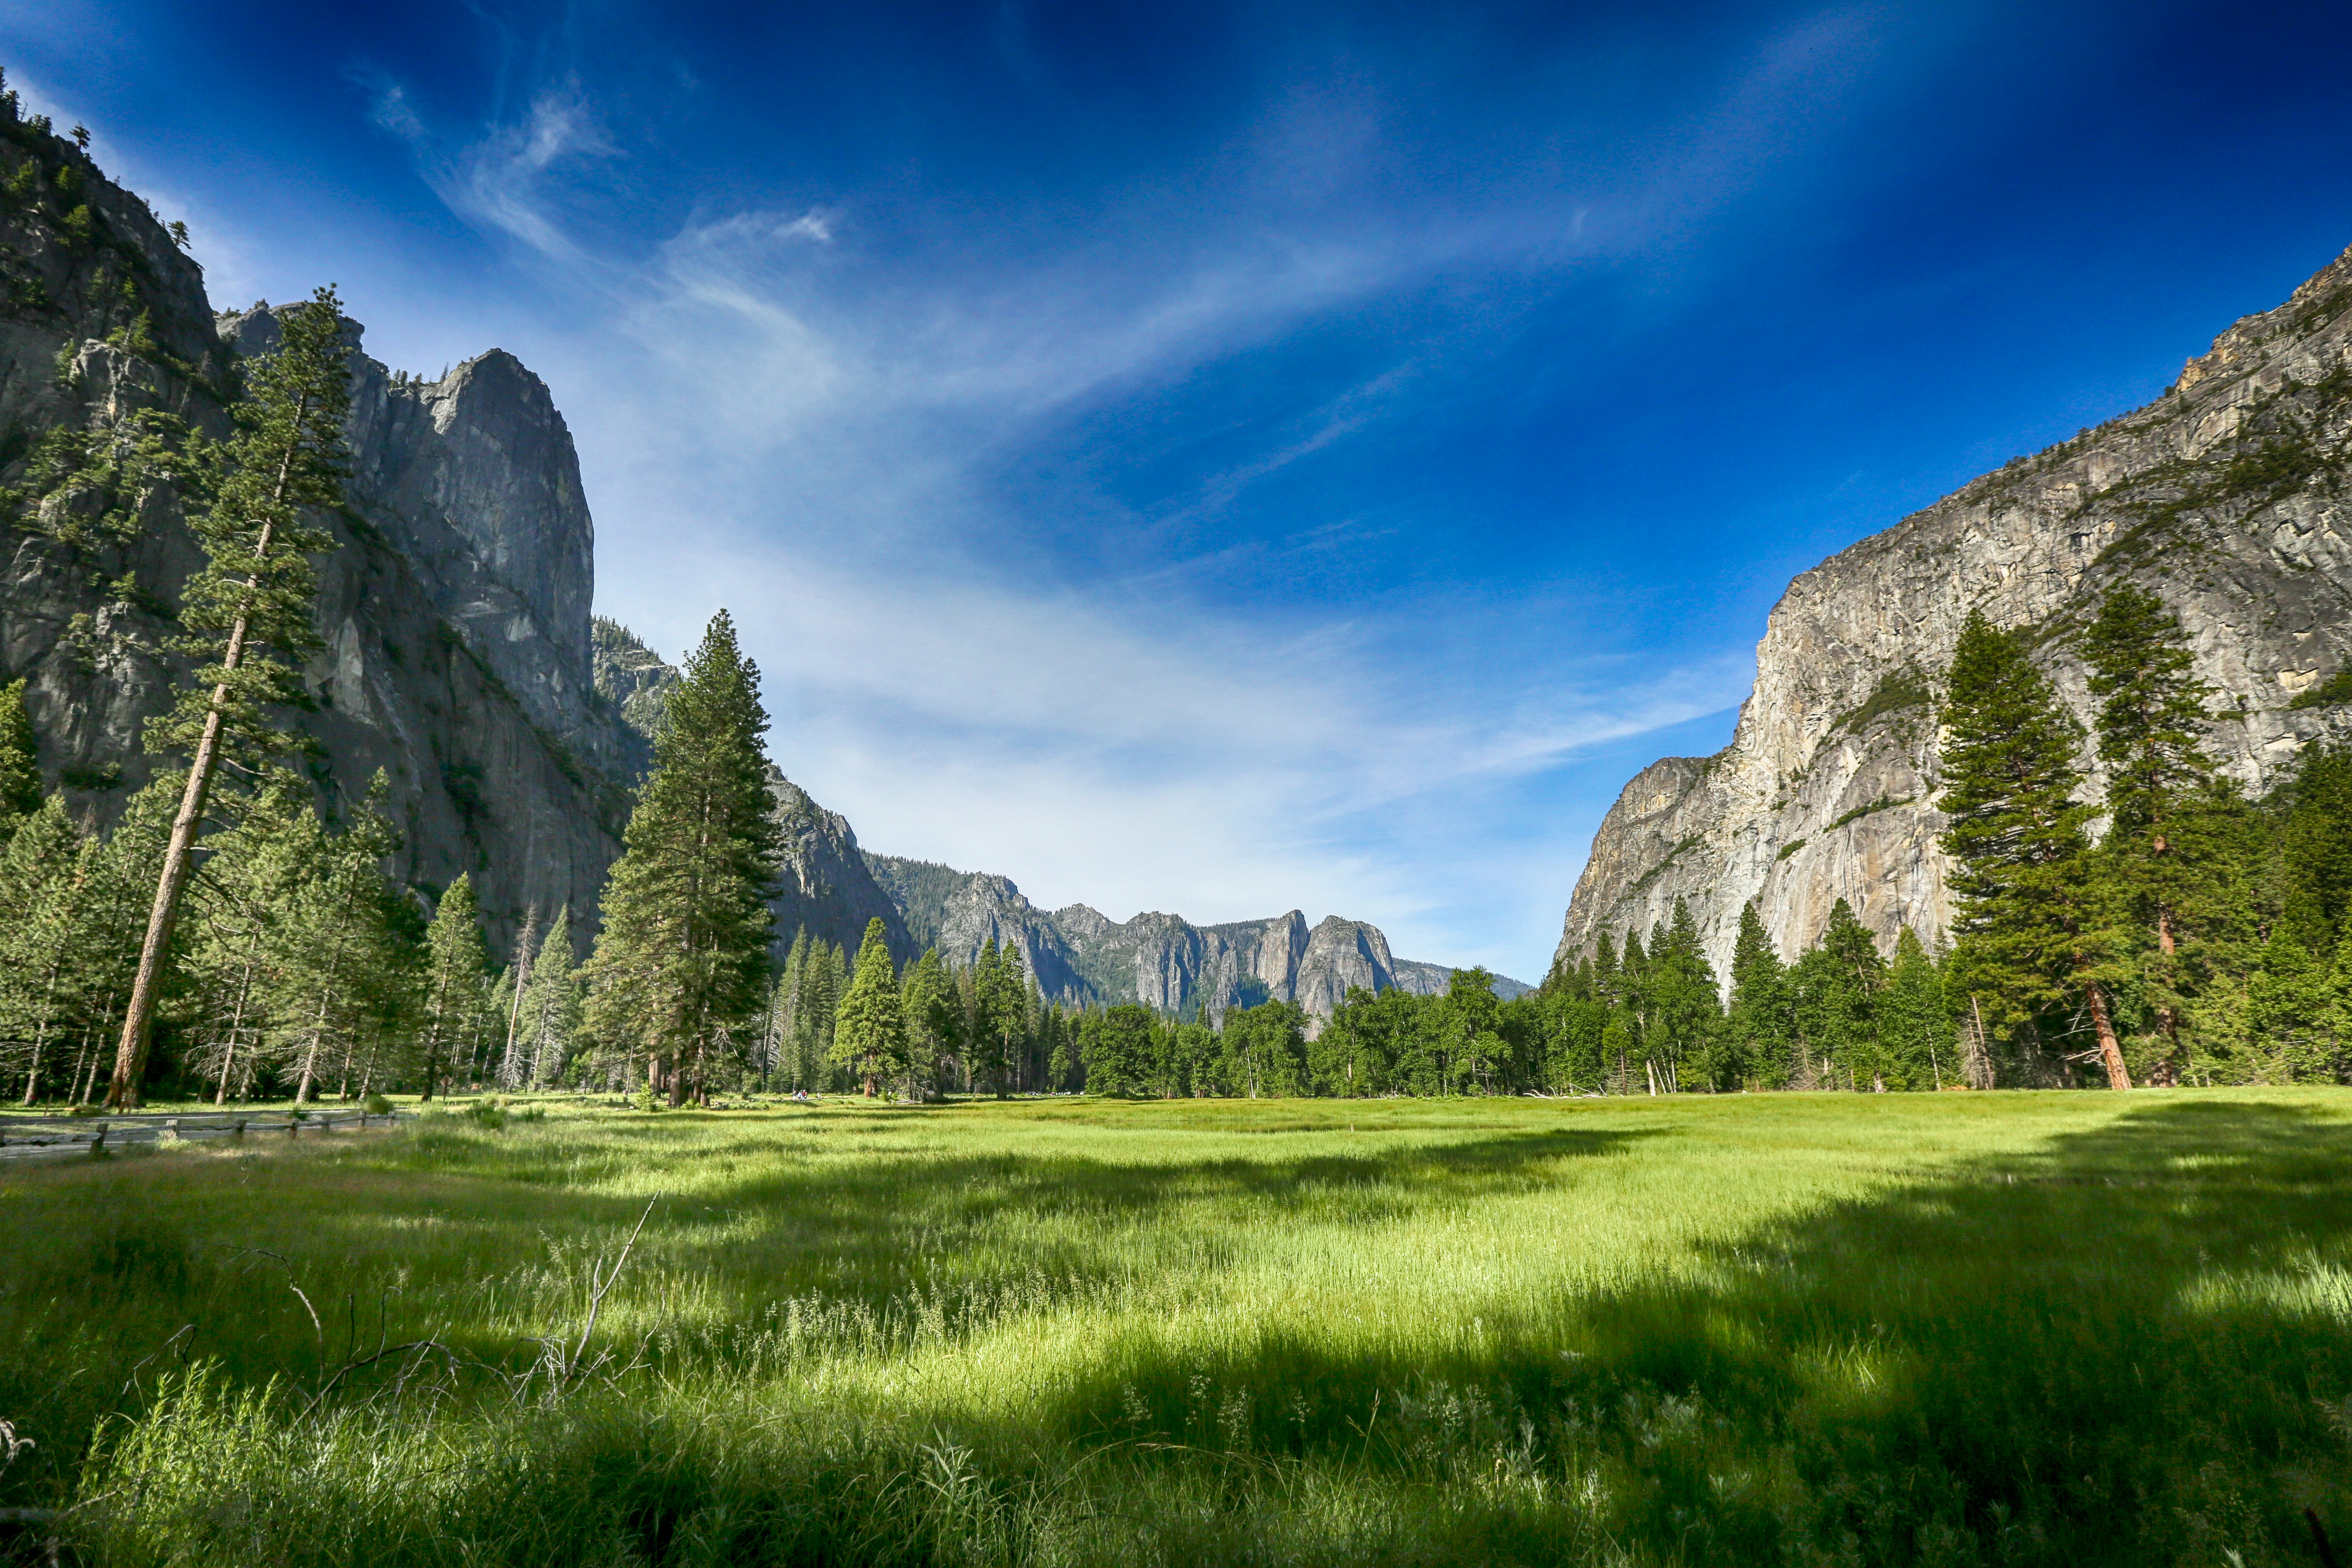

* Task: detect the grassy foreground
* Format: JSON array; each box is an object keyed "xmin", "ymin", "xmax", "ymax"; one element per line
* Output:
[{"xmin": 2, "ymin": 1091, "xmax": 2348, "ymax": 1566}]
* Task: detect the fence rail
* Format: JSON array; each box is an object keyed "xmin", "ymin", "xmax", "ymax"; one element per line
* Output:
[{"xmin": 0, "ymin": 1107, "xmax": 407, "ymax": 1162}]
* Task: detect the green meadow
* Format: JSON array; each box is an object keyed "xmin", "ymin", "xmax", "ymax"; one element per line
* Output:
[{"xmin": 2, "ymin": 1090, "xmax": 2349, "ymax": 1566}]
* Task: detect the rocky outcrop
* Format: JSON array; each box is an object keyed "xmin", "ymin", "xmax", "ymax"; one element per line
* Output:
[
  {"xmin": 866, "ymin": 852, "xmax": 1527, "ymax": 1028},
  {"xmin": 1557, "ymin": 241, "xmax": 2352, "ymax": 980},
  {"xmin": 220, "ymin": 306, "xmax": 597, "ymax": 742},
  {"xmin": 0, "ymin": 116, "xmax": 628, "ymax": 942}
]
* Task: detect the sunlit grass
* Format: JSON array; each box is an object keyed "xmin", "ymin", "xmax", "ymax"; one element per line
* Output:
[{"xmin": 3, "ymin": 1089, "xmax": 2349, "ymax": 1564}]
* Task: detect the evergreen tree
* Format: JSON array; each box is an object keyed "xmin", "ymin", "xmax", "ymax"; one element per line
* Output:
[
  {"xmin": 0, "ymin": 797, "xmax": 83, "ymax": 1102},
  {"xmin": 1822, "ymin": 899, "xmax": 1891, "ymax": 1089},
  {"xmin": 177, "ymin": 775, "xmax": 309, "ymax": 1104},
  {"xmin": 774, "ymin": 929, "xmax": 809, "ymax": 1089},
  {"xmin": 1881, "ymin": 927, "xmax": 1953, "ymax": 1090},
  {"xmin": 517, "ymin": 905, "xmax": 581, "ymax": 1089},
  {"xmin": 833, "ymin": 917, "xmax": 909, "ymax": 1097},
  {"xmin": 2082, "ymin": 584, "xmax": 2247, "ymax": 1082},
  {"xmin": 107, "ymin": 287, "xmax": 350, "ymax": 1107},
  {"xmin": 1590, "ymin": 931, "xmax": 1620, "ymax": 1005},
  {"xmin": 900, "ymin": 948, "xmax": 958, "ymax": 1100},
  {"xmin": 0, "ymin": 679, "xmax": 40, "ymax": 838},
  {"xmin": 1600, "ymin": 1009, "xmax": 1635, "ymax": 1095},
  {"xmin": 494, "ymin": 907, "xmax": 541, "ymax": 1091},
  {"xmin": 272, "ymin": 776, "xmax": 413, "ymax": 1104},
  {"xmin": 1645, "ymin": 899, "xmax": 1721, "ymax": 1091},
  {"xmin": 583, "ymin": 610, "xmax": 782, "ymax": 1106},
  {"xmin": 2275, "ymin": 746, "xmax": 2352, "ymax": 953},
  {"xmin": 1724, "ymin": 902, "xmax": 1792, "ymax": 1088},
  {"xmin": 1080, "ymin": 1003, "xmax": 1158, "ymax": 1096},
  {"xmin": 417, "ymin": 874, "xmax": 491, "ymax": 1102},
  {"xmin": 1937, "ymin": 611, "xmax": 2131, "ymax": 1089}
]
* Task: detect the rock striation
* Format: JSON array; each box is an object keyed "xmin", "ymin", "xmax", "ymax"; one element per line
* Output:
[
  {"xmin": 1557, "ymin": 241, "xmax": 2352, "ymax": 981},
  {"xmin": 865, "ymin": 852, "xmax": 1526, "ymax": 1029}
]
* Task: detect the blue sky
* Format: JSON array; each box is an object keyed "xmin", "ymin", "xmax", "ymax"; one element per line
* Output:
[{"xmin": 10, "ymin": 1, "xmax": 2352, "ymax": 980}]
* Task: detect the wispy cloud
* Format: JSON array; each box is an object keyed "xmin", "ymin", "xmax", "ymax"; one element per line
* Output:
[{"xmin": 349, "ymin": 19, "xmax": 1885, "ymax": 973}]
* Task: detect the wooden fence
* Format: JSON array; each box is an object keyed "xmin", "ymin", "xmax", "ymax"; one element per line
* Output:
[{"xmin": 0, "ymin": 1107, "xmax": 407, "ymax": 1163}]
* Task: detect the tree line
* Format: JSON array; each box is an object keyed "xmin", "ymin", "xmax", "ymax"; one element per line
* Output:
[
  {"xmin": 1535, "ymin": 591, "xmax": 2352, "ymax": 1093},
  {"xmin": 5, "ymin": 278, "xmax": 2349, "ymax": 1107}
]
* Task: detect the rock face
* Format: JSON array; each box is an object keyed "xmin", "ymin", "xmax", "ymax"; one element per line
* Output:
[
  {"xmin": 0, "ymin": 120, "xmax": 628, "ymax": 942},
  {"xmin": 221, "ymin": 306, "xmax": 597, "ymax": 740},
  {"xmin": 1557, "ymin": 241, "xmax": 2352, "ymax": 980},
  {"xmin": 865, "ymin": 853, "xmax": 1527, "ymax": 1028}
]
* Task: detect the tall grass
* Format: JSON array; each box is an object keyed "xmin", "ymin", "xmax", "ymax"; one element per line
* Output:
[{"xmin": 2, "ymin": 1090, "xmax": 2348, "ymax": 1564}]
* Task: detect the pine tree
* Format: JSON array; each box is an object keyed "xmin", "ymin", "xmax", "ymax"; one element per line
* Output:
[
  {"xmin": 495, "ymin": 907, "xmax": 541, "ymax": 1091},
  {"xmin": 1, "ymin": 797, "xmax": 83, "ymax": 1102},
  {"xmin": 518, "ymin": 905, "xmax": 581, "ymax": 1089},
  {"xmin": 272, "ymin": 775, "xmax": 411, "ymax": 1105},
  {"xmin": 900, "ymin": 948, "xmax": 957, "ymax": 1101},
  {"xmin": 0, "ymin": 679, "xmax": 40, "ymax": 838},
  {"xmin": 177, "ymin": 775, "xmax": 310, "ymax": 1104},
  {"xmin": 833, "ymin": 917, "xmax": 909, "ymax": 1098},
  {"xmin": 1646, "ymin": 899, "xmax": 1721, "ymax": 1092},
  {"xmin": 418, "ymin": 874, "xmax": 491, "ymax": 1102},
  {"xmin": 1600, "ymin": 1009, "xmax": 1634, "ymax": 1095},
  {"xmin": 2274, "ymin": 746, "xmax": 2352, "ymax": 953},
  {"xmin": 1724, "ymin": 902, "xmax": 1791, "ymax": 1088},
  {"xmin": 1590, "ymin": 931, "xmax": 1620, "ymax": 1005},
  {"xmin": 1822, "ymin": 899, "xmax": 1891, "ymax": 1089},
  {"xmin": 774, "ymin": 929, "xmax": 809, "ymax": 1089},
  {"xmin": 1881, "ymin": 927, "xmax": 1953, "ymax": 1090},
  {"xmin": 582, "ymin": 611, "xmax": 782, "ymax": 1106},
  {"xmin": 1937, "ymin": 610, "xmax": 2131, "ymax": 1089},
  {"xmin": 107, "ymin": 287, "xmax": 350, "ymax": 1107},
  {"xmin": 2082, "ymin": 584, "xmax": 2247, "ymax": 1083}
]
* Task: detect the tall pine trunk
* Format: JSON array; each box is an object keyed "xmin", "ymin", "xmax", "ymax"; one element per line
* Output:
[{"xmin": 106, "ymin": 433, "xmax": 304, "ymax": 1109}]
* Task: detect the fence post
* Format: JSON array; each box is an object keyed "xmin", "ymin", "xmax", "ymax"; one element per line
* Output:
[{"xmin": 90, "ymin": 1122, "xmax": 107, "ymax": 1154}]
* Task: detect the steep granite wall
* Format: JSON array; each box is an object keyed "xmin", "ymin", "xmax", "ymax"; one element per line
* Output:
[
  {"xmin": 1557, "ymin": 242, "xmax": 2352, "ymax": 980},
  {"xmin": 0, "ymin": 120, "xmax": 628, "ymax": 942}
]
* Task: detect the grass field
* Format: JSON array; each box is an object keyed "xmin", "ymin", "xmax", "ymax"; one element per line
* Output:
[{"xmin": 2, "ymin": 1089, "xmax": 2349, "ymax": 1566}]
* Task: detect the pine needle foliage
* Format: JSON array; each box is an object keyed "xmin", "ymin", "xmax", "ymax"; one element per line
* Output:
[
  {"xmin": 0, "ymin": 679, "xmax": 40, "ymax": 833},
  {"xmin": 105, "ymin": 287, "xmax": 351, "ymax": 1105},
  {"xmin": 584, "ymin": 610, "xmax": 781, "ymax": 1106},
  {"xmin": 2080, "ymin": 584, "xmax": 2251, "ymax": 1082},
  {"xmin": 418, "ymin": 875, "xmax": 493, "ymax": 1102},
  {"xmin": 1936, "ymin": 610, "xmax": 2132, "ymax": 1087},
  {"xmin": 833, "ymin": 916, "xmax": 910, "ymax": 1097}
]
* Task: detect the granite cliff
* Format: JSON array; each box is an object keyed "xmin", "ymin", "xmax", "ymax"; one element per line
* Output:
[
  {"xmin": 0, "ymin": 115, "xmax": 905, "ymax": 960},
  {"xmin": 1557, "ymin": 241, "xmax": 2352, "ymax": 980},
  {"xmin": 0, "ymin": 116, "xmax": 630, "ymax": 940},
  {"xmin": 865, "ymin": 852, "xmax": 1524, "ymax": 1029}
]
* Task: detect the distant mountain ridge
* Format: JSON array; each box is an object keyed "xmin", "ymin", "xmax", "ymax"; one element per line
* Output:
[{"xmin": 864, "ymin": 852, "xmax": 1527, "ymax": 1028}]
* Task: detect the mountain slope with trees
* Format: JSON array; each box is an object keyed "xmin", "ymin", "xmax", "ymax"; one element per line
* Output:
[{"xmin": 1558, "ymin": 240, "xmax": 2352, "ymax": 981}]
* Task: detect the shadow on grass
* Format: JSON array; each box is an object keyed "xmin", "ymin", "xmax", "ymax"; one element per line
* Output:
[
  {"xmin": 1035, "ymin": 1098, "xmax": 2352, "ymax": 1567},
  {"xmin": 0, "ymin": 1121, "xmax": 1650, "ymax": 1504}
]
